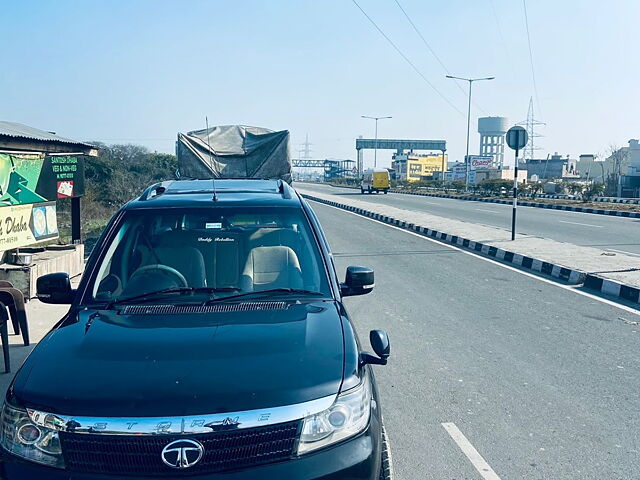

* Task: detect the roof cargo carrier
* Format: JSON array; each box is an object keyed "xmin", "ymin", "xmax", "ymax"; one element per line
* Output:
[{"xmin": 176, "ymin": 125, "xmax": 292, "ymax": 183}]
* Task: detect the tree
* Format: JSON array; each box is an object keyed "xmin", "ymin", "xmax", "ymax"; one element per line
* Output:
[
  {"xmin": 451, "ymin": 181, "xmax": 466, "ymax": 193},
  {"xmin": 526, "ymin": 181, "xmax": 543, "ymax": 199},
  {"xmin": 606, "ymin": 144, "xmax": 629, "ymax": 196},
  {"xmin": 85, "ymin": 143, "xmax": 177, "ymax": 210},
  {"xmin": 582, "ymin": 182, "xmax": 605, "ymax": 202}
]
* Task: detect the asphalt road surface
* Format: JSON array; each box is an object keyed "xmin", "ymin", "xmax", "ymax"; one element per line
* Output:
[
  {"xmin": 311, "ymin": 200, "xmax": 640, "ymax": 479},
  {"xmin": 301, "ymin": 183, "xmax": 640, "ymax": 256}
]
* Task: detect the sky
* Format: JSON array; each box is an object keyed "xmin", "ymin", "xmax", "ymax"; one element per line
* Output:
[{"xmin": 1, "ymin": 0, "xmax": 639, "ymax": 170}]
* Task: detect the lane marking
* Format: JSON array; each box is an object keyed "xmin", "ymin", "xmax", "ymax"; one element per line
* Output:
[
  {"xmin": 475, "ymin": 208, "xmax": 500, "ymax": 214},
  {"xmin": 311, "ymin": 201, "xmax": 640, "ymax": 316},
  {"xmin": 558, "ymin": 220, "xmax": 603, "ymax": 228},
  {"xmin": 442, "ymin": 423, "xmax": 502, "ymax": 480},
  {"xmin": 606, "ymin": 248, "xmax": 640, "ymax": 258}
]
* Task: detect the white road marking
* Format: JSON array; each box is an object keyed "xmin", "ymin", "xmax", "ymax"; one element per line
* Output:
[
  {"xmin": 311, "ymin": 201, "xmax": 640, "ymax": 316},
  {"xmin": 558, "ymin": 220, "xmax": 603, "ymax": 228},
  {"xmin": 475, "ymin": 208, "xmax": 500, "ymax": 214},
  {"xmin": 605, "ymin": 248, "xmax": 640, "ymax": 258},
  {"xmin": 442, "ymin": 422, "xmax": 502, "ymax": 480}
]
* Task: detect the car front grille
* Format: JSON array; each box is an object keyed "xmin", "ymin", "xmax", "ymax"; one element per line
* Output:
[{"xmin": 59, "ymin": 420, "xmax": 301, "ymax": 475}]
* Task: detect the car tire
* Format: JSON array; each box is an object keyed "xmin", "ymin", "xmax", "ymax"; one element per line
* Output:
[
  {"xmin": 383, "ymin": 190, "xmax": 388, "ymax": 194},
  {"xmin": 379, "ymin": 424, "xmax": 394, "ymax": 480}
]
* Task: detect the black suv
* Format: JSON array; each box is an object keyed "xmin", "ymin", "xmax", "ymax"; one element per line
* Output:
[{"xmin": 0, "ymin": 179, "xmax": 392, "ymax": 479}]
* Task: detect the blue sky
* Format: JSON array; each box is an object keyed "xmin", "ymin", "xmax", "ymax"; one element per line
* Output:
[{"xmin": 1, "ymin": 0, "xmax": 639, "ymax": 169}]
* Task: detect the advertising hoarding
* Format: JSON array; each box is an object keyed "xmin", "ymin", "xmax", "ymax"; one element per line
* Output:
[
  {"xmin": 0, "ymin": 202, "xmax": 58, "ymax": 249},
  {"xmin": 468, "ymin": 156, "xmax": 495, "ymax": 170},
  {"xmin": 0, "ymin": 153, "xmax": 85, "ymax": 206}
]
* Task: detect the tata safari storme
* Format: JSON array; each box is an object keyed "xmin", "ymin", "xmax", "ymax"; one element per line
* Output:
[{"xmin": 0, "ymin": 179, "xmax": 392, "ymax": 479}]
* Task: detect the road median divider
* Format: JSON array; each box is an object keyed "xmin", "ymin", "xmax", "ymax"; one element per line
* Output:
[
  {"xmin": 299, "ymin": 187, "xmax": 640, "ymax": 306},
  {"xmin": 322, "ymin": 183, "xmax": 640, "ymax": 218}
]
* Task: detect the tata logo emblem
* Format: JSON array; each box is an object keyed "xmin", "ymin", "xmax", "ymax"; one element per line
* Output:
[{"xmin": 161, "ymin": 439, "xmax": 204, "ymax": 469}]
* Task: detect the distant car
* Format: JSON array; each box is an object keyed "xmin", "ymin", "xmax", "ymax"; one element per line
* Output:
[
  {"xmin": 361, "ymin": 168, "xmax": 390, "ymax": 194},
  {"xmin": 0, "ymin": 179, "xmax": 393, "ymax": 480}
]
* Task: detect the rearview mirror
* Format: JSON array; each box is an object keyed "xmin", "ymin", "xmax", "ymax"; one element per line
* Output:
[
  {"xmin": 37, "ymin": 272, "xmax": 75, "ymax": 304},
  {"xmin": 360, "ymin": 329, "xmax": 390, "ymax": 367},
  {"xmin": 340, "ymin": 266, "xmax": 374, "ymax": 297}
]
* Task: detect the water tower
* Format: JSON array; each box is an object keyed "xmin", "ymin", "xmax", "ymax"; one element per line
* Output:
[{"xmin": 478, "ymin": 116, "xmax": 508, "ymax": 167}]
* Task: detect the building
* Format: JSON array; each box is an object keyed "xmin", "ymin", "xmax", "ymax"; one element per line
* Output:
[
  {"xmin": 473, "ymin": 166, "xmax": 528, "ymax": 185},
  {"xmin": 0, "ymin": 121, "xmax": 96, "ymax": 295},
  {"xmin": 524, "ymin": 153, "xmax": 579, "ymax": 180},
  {"xmin": 619, "ymin": 139, "xmax": 640, "ymax": 197},
  {"xmin": 443, "ymin": 162, "xmax": 466, "ymax": 182},
  {"xmin": 478, "ymin": 117, "xmax": 508, "ymax": 167},
  {"xmin": 391, "ymin": 152, "xmax": 447, "ymax": 182}
]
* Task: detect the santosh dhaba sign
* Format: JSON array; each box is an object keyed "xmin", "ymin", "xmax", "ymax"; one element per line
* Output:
[{"xmin": 0, "ymin": 202, "xmax": 58, "ymax": 249}]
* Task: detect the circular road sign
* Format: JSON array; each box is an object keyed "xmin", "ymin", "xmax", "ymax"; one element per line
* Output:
[{"xmin": 506, "ymin": 126, "xmax": 528, "ymax": 151}]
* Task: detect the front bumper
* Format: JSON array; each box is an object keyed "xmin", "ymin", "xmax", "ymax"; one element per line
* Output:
[{"xmin": 0, "ymin": 416, "xmax": 381, "ymax": 480}]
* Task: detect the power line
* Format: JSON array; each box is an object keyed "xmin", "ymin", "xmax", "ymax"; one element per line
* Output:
[
  {"xmin": 489, "ymin": 0, "xmax": 514, "ymax": 71},
  {"xmin": 392, "ymin": 0, "xmax": 487, "ymax": 115},
  {"xmin": 522, "ymin": 0, "xmax": 542, "ymax": 116},
  {"xmin": 351, "ymin": 0, "xmax": 464, "ymax": 117}
]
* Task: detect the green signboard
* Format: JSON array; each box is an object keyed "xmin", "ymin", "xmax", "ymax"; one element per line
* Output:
[{"xmin": 0, "ymin": 153, "xmax": 85, "ymax": 206}]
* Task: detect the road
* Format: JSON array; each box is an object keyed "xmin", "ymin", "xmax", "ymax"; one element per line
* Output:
[
  {"xmin": 301, "ymin": 183, "xmax": 640, "ymax": 256},
  {"xmin": 311, "ymin": 200, "xmax": 640, "ymax": 479}
]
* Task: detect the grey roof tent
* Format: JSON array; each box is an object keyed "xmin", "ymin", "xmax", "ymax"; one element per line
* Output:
[{"xmin": 176, "ymin": 125, "xmax": 292, "ymax": 183}]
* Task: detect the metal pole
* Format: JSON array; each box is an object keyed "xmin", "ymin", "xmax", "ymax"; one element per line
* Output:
[
  {"xmin": 465, "ymin": 80, "xmax": 472, "ymax": 191},
  {"xmin": 511, "ymin": 147, "xmax": 519, "ymax": 241},
  {"xmin": 374, "ymin": 119, "xmax": 378, "ymax": 168},
  {"xmin": 71, "ymin": 196, "xmax": 82, "ymax": 244}
]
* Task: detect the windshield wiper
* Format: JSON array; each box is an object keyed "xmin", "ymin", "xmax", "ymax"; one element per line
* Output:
[
  {"xmin": 106, "ymin": 287, "xmax": 240, "ymax": 309},
  {"xmin": 205, "ymin": 288, "xmax": 325, "ymax": 304}
]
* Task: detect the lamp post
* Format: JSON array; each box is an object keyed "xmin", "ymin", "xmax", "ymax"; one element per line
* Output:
[
  {"xmin": 445, "ymin": 75, "xmax": 494, "ymax": 190},
  {"xmin": 361, "ymin": 115, "xmax": 392, "ymax": 168}
]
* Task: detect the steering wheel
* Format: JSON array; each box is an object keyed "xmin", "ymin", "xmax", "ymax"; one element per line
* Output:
[{"xmin": 129, "ymin": 264, "xmax": 188, "ymax": 288}]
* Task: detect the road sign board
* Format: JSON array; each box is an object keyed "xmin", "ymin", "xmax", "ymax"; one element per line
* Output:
[{"xmin": 506, "ymin": 126, "xmax": 528, "ymax": 151}]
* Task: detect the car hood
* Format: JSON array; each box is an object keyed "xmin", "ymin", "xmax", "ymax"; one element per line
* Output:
[{"xmin": 12, "ymin": 301, "xmax": 344, "ymax": 417}]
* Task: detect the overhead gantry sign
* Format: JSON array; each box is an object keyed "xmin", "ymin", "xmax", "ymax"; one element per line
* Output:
[{"xmin": 355, "ymin": 138, "xmax": 447, "ymax": 176}]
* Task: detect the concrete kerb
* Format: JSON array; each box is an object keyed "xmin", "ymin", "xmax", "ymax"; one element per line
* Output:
[
  {"xmin": 303, "ymin": 193, "xmax": 640, "ymax": 305},
  {"xmin": 322, "ymin": 183, "xmax": 640, "ymax": 219}
]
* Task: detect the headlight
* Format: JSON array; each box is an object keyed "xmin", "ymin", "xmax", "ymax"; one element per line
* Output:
[
  {"xmin": 0, "ymin": 404, "xmax": 64, "ymax": 468},
  {"xmin": 297, "ymin": 376, "xmax": 371, "ymax": 454}
]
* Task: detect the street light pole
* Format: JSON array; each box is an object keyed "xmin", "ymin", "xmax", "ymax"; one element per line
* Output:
[
  {"xmin": 362, "ymin": 115, "xmax": 392, "ymax": 169},
  {"xmin": 446, "ymin": 75, "xmax": 495, "ymax": 190}
]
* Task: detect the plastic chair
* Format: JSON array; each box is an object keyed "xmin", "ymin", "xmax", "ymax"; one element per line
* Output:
[
  {"xmin": 0, "ymin": 281, "xmax": 29, "ymax": 346},
  {"xmin": 0, "ymin": 302, "xmax": 10, "ymax": 373}
]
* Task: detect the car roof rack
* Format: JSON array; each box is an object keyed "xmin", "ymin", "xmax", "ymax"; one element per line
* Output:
[
  {"xmin": 138, "ymin": 179, "xmax": 293, "ymax": 201},
  {"xmin": 277, "ymin": 179, "xmax": 292, "ymax": 199},
  {"xmin": 139, "ymin": 183, "xmax": 168, "ymax": 201}
]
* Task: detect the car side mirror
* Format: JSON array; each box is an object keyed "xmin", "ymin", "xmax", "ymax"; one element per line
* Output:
[
  {"xmin": 37, "ymin": 272, "xmax": 75, "ymax": 304},
  {"xmin": 360, "ymin": 330, "xmax": 390, "ymax": 367},
  {"xmin": 340, "ymin": 266, "xmax": 374, "ymax": 297}
]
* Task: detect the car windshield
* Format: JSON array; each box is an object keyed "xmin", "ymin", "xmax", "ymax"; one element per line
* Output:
[{"xmin": 88, "ymin": 206, "xmax": 331, "ymax": 303}]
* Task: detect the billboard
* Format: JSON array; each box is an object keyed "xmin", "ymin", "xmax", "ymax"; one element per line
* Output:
[
  {"xmin": 468, "ymin": 156, "xmax": 495, "ymax": 170},
  {"xmin": 0, "ymin": 202, "xmax": 58, "ymax": 249},
  {"xmin": 406, "ymin": 155, "xmax": 446, "ymax": 181},
  {"xmin": 0, "ymin": 153, "xmax": 85, "ymax": 206}
]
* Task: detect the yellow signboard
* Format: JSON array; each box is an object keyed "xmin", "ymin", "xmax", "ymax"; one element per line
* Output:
[
  {"xmin": 0, "ymin": 202, "xmax": 58, "ymax": 250},
  {"xmin": 406, "ymin": 155, "xmax": 447, "ymax": 181}
]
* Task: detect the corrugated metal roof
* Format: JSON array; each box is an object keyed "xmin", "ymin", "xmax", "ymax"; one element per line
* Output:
[{"xmin": 0, "ymin": 121, "xmax": 92, "ymax": 146}]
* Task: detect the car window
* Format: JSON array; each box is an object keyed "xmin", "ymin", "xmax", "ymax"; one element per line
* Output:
[{"xmin": 89, "ymin": 206, "xmax": 330, "ymax": 302}]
